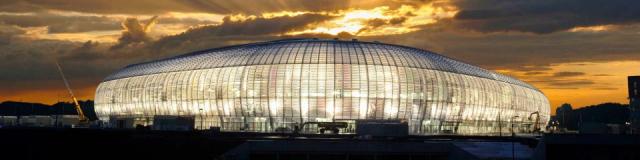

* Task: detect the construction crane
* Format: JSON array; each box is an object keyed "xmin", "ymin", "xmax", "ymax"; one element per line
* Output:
[
  {"xmin": 528, "ymin": 111, "xmax": 540, "ymax": 133},
  {"xmin": 55, "ymin": 61, "xmax": 89, "ymax": 123}
]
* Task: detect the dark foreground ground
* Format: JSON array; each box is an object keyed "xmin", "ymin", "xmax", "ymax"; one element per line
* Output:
[
  {"xmin": 1, "ymin": 128, "xmax": 640, "ymax": 160},
  {"xmin": 0, "ymin": 128, "xmax": 243, "ymax": 160}
]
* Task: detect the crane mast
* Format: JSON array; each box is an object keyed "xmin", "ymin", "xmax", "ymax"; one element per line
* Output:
[{"xmin": 55, "ymin": 61, "xmax": 88, "ymax": 122}]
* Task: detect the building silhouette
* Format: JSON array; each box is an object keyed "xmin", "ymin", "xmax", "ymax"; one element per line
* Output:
[{"xmin": 629, "ymin": 76, "xmax": 640, "ymax": 132}]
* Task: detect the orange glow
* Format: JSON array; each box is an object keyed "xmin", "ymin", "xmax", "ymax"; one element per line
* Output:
[
  {"xmin": 0, "ymin": 86, "xmax": 97, "ymax": 105},
  {"xmin": 497, "ymin": 61, "xmax": 640, "ymax": 115}
]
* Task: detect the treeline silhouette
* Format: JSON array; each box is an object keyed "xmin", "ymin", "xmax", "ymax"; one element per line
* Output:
[
  {"xmin": 0, "ymin": 100, "xmax": 98, "ymax": 120},
  {"xmin": 554, "ymin": 102, "xmax": 629, "ymax": 130}
]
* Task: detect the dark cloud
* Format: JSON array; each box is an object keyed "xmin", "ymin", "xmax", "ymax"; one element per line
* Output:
[
  {"xmin": 0, "ymin": 0, "xmax": 421, "ymax": 15},
  {"xmin": 155, "ymin": 17, "xmax": 219, "ymax": 26},
  {"xmin": 552, "ymin": 71, "xmax": 585, "ymax": 77},
  {"xmin": 0, "ymin": 40, "xmax": 154, "ymax": 102},
  {"xmin": 0, "ymin": 3, "xmax": 383, "ymax": 98},
  {"xmin": 517, "ymin": 71, "xmax": 594, "ymax": 88},
  {"xmin": 569, "ymin": 63, "xmax": 590, "ymax": 66},
  {"xmin": 0, "ymin": 23, "xmax": 25, "ymax": 44},
  {"xmin": 451, "ymin": 0, "xmax": 640, "ymax": 33},
  {"xmin": 36, "ymin": 14, "xmax": 634, "ymax": 95},
  {"xmin": 335, "ymin": 32, "xmax": 357, "ymax": 39},
  {"xmin": 0, "ymin": 12, "xmax": 121, "ymax": 33},
  {"xmin": 0, "ymin": 38, "xmax": 86, "ymax": 84},
  {"xmin": 150, "ymin": 13, "xmax": 335, "ymax": 53},
  {"xmin": 0, "ymin": 21, "xmax": 159, "ymax": 99},
  {"xmin": 364, "ymin": 23, "xmax": 640, "ymax": 72},
  {"xmin": 0, "ymin": 13, "xmax": 339, "ymax": 84},
  {"xmin": 0, "ymin": 12, "xmax": 219, "ymax": 34},
  {"xmin": 212, "ymin": 13, "xmax": 335, "ymax": 36},
  {"xmin": 593, "ymin": 74, "xmax": 614, "ymax": 77},
  {"xmin": 366, "ymin": 19, "xmax": 389, "ymax": 28},
  {"xmin": 541, "ymin": 87, "xmax": 579, "ymax": 90},
  {"xmin": 547, "ymin": 80, "xmax": 595, "ymax": 86},
  {"xmin": 357, "ymin": 17, "xmax": 409, "ymax": 35},
  {"xmin": 592, "ymin": 87, "xmax": 618, "ymax": 90},
  {"xmin": 524, "ymin": 71, "xmax": 546, "ymax": 75},
  {"xmin": 389, "ymin": 17, "xmax": 408, "ymax": 25},
  {"xmin": 111, "ymin": 16, "xmax": 158, "ymax": 50},
  {"xmin": 62, "ymin": 41, "xmax": 105, "ymax": 61}
]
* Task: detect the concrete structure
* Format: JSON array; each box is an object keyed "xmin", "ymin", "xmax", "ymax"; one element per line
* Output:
[
  {"xmin": 18, "ymin": 115, "xmax": 53, "ymax": 127},
  {"xmin": 95, "ymin": 39, "xmax": 550, "ymax": 135},
  {"xmin": 0, "ymin": 116, "xmax": 17, "ymax": 127},
  {"xmin": 108, "ymin": 116, "xmax": 136, "ymax": 129},
  {"xmin": 52, "ymin": 115, "xmax": 80, "ymax": 127},
  {"xmin": 0, "ymin": 115, "xmax": 81, "ymax": 128},
  {"xmin": 355, "ymin": 120, "xmax": 409, "ymax": 137},
  {"xmin": 152, "ymin": 115, "xmax": 195, "ymax": 131}
]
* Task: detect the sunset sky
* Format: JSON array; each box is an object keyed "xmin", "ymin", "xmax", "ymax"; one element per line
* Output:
[{"xmin": 1, "ymin": 0, "xmax": 639, "ymax": 114}]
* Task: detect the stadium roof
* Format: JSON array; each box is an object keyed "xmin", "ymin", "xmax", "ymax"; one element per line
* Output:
[{"xmin": 104, "ymin": 38, "xmax": 537, "ymax": 90}]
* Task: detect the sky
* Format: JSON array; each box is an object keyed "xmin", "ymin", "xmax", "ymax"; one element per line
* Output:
[{"xmin": 1, "ymin": 0, "xmax": 639, "ymax": 115}]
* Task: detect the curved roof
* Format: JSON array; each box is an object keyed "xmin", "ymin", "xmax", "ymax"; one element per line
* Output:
[{"xmin": 104, "ymin": 38, "xmax": 538, "ymax": 90}]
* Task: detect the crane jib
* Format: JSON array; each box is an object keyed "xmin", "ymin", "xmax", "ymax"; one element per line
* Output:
[{"xmin": 55, "ymin": 61, "xmax": 88, "ymax": 122}]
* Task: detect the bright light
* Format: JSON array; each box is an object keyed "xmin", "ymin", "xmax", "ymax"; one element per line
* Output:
[{"xmin": 287, "ymin": 4, "xmax": 457, "ymax": 36}]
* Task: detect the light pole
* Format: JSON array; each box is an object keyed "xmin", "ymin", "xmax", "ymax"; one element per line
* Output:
[
  {"xmin": 199, "ymin": 108, "xmax": 203, "ymax": 130},
  {"xmin": 626, "ymin": 122, "xmax": 631, "ymax": 134},
  {"xmin": 511, "ymin": 115, "xmax": 520, "ymax": 160},
  {"xmin": 498, "ymin": 112, "xmax": 502, "ymax": 136}
]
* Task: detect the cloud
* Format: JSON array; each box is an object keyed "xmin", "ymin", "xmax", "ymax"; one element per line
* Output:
[
  {"xmin": 524, "ymin": 71, "xmax": 546, "ymax": 75},
  {"xmin": 62, "ymin": 40, "xmax": 105, "ymax": 61},
  {"xmin": 547, "ymin": 80, "xmax": 595, "ymax": 86},
  {"xmin": 0, "ymin": 23, "xmax": 26, "ymax": 44},
  {"xmin": 0, "ymin": 13, "xmax": 340, "ymax": 94},
  {"xmin": 526, "ymin": 78, "xmax": 597, "ymax": 88},
  {"xmin": 0, "ymin": 12, "xmax": 121, "ymax": 33},
  {"xmin": 542, "ymin": 87, "xmax": 579, "ymax": 90},
  {"xmin": 357, "ymin": 16, "xmax": 409, "ymax": 35},
  {"xmin": 0, "ymin": 18, "xmax": 167, "ymax": 100},
  {"xmin": 364, "ymin": 23, "xmax": 640, "ymax": 72},
  {"xmin": 0, "ymin": 0, "xmax": 422, "ymax": 15},
  {"xmin": 552, "ymin": 71, "xmax": 586, "ymax": 77},
  {"xmin": 111, "ymin": 16, "xmax": 158, "ymax": 50},
  {"xmin": 592, "ymin": 87, "xmax": 618, "ymax": 90},
  {"xmin": 150, "ymin": 13, "xmax": 335, "ymax": 53},
  {"xmin": 593, "ymin": 74, "xmax": 614, "ymax": 77},
  {"xmin": 451, "ymin": 0, "xmax": 640, "ymax": 33},
  {"xmin": 0, "ymin": 12, "xmax": 221, "ymax": 35},
  {"xmin": 155, "ymin": 16, "xmax": 220, "ymax": 26},
  {"xmin": 213, "ymin": 13, "xmax": 335, "ymax": 36},
  {"xmin": 0, "ymin": 3, "xmax": 367, "ymax": 100}
]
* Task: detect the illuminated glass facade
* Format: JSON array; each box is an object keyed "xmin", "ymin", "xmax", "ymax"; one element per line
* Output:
[{"xmin": 95, "ymin": 39, "xmax": 550, "ymax": 135}]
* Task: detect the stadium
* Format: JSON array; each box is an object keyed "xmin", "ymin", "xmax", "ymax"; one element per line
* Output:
[{"xmin": 94, "ymin": 39, "xmax": 550, "ymax": 135}]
